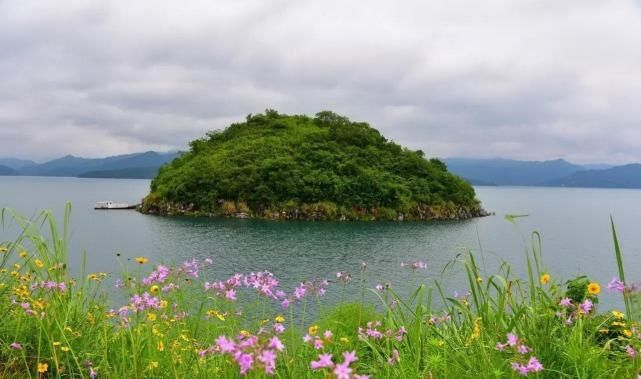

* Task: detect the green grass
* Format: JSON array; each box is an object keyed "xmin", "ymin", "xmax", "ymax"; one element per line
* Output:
[{"xmin": 0, "ymin": 205, "xmax": 640, "ymax": 378}]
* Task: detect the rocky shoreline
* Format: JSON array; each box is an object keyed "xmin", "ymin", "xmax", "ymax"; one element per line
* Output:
[{"xmin": 138, "ymin": 200, "xmax": 493, "ymax": 221}]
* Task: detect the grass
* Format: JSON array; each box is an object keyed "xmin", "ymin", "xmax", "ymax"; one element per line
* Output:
[{"xmin": 0, "ymin": 204, "xmax": 640, "ymax": 378}]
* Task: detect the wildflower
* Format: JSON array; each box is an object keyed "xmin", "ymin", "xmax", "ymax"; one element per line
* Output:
[
  {"xmin": 150, "ymin": 285, "xmax": 160, "ymax": 294},
  {"xmin": 268, "ymin": 336, "xmax": 284, "ymax": 351},
  {"xmin": 19, "ymin": 251, "xmax": 28, "ymax": 258},
  {"xmin": 334, "ymin": 362, "xmax": 352, "ymax": 379},
  {"xmin": 135, "ymin": 256, "xmax": 149, "ymax": 264},
  {"xmin": 308, "ymin": 325, "xmax": 319, "ymax": 336},
  {"xmin": 61, "ymin": 346, "xmax": 70, "ymax": 352},
  {"xmin": 540, "ymin": 273, "xmax": 550, "ymax": 285},
  {"xmin": 608, "ymin": 277, "xmax": 626, "ymax": 293},
  {"xmin": 9, "ymin": 342, "xmax": 22, "ymax": 350},
  {"xmin": 388, "ymin": 349, "xmax": 400, "ymax": 366},
  {"xmin": 237, "ymin": 353, "xmax": 253, "ymax": 375},
  {"xmin": 274, "ymin": 315, "xmax": 285, "ymax": 323},
  {"xmin": 559, "ymin": 297, "xmax": 573, "ymax": 308},
  {"xmin": 624, "ymin": 329, "xmax": 633, "ymax": 338},
  {"xmin": 342, "ymin": 351, "xmax": 358, "ymax": 365},
  {"xmin": 626, "ymin": 345, "xmax": 637, "ymax": 358},
  {"xmin": 496, "ymin": 342, "xmax": 507, "ymax": 351},
  {"xmin": 517, "ymin": 344, "xmax": 531, "ymax": 354},
  {"xmin": 579, "ymin": 299, "xmax": 593, "ymax": 314},
  {"xmin": 216, "ymin": 335, "xmax": 236, "ymax": 353},
  {"xmin": 258, "ymin": 349, "xmax": 277, "ymax": 374},
  {"xmin": 310, "ymin": 353, "xmax": 334, "ymax": 369},
  {"xmin": 89, "ymin": 367, "xmax": 97, "ymax": 378},
  {"xmin": 339, "ymin": 336, "xmax": 349, "ymax": 344},
  {"xmin": 507, "ymin": 333, "xmax": 518, "ymax": 346},
  {"xmin": 34, "ymin": 259, "xmax": 44, "ymax": 268},
  {"xmin": 0, "ymin": 246, "xmax": 7, "ymax": 253},
  {"xmin": 526, "ymin": 356, "xmax": 544, "ymax": 373},
  {"xmin": 37, "ymin": 363, "xmax": 48, "ymax": 373},
  {"xmin": 587, "ymin": 282, "xmax": 601, "ymax": 295},
  {"xmin": 612, "ymin": 310, "xmax": 625, "ymax": 319},
  {"xmin": 324, "ymin": 330, "xmax": 333, "ymax": 339}
]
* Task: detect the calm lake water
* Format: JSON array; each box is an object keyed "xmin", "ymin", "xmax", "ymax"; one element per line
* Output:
[{"xmin": 1, "ymin": 176, "xmax": 640, "ymax": 310}]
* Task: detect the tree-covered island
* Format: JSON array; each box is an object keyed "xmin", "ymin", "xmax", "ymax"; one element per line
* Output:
[{"xmin": 140, "ymin": 110, "xmax": 488, "ymax": 221}]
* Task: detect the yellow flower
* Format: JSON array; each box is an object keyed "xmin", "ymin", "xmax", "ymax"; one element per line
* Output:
[
  {"xmin": 150, "ymin": 285, "xmax": 160, "ymax": 294},
  {"xmin": 540, "ymin": 273, "xmax": 551, "ymax": 285},
  {"xmin": 147, "ymin": 313, "xmax": 157, "ymax": 322},
  {"xmin": 19, "ymin": 251, "xmax": 28, "ymax": 258},
  {"xmin": 53, "ymin": 341, "xmax": 61, "ymax": 346},
  {"xmin": 339, "ymin": 337, "xmax": 349, "ymax": 344},
  {"xmin": 61, "ymin": 346, "xmax": 70, "ymax": 352},
  {"xmin": 0, "ymin": 246, "xmax": 7, "ymax": 253},
  {"xmin": 308, "ymin": 325, "xmax": 319, "ymax": 336},
  {"xmin": 157, "ymin": 341, "xmax": 164, "ymax": 351},
  {"xmin": 612, "ymin": 310, "xmax": 625, "ymax": 320},
  {"xmin": 159, "ymin": 300, "xmax": 168, "ymax": 309},
  {"xmin": 274, "ymin": 315, "xmax": 285, "ymax": 323},
  {"xmin": 34, "ymin": 259, "xmax": 44, "ymax": 268},
  {"xmin": 623, "ymin": 329, "xmax": 633, "ymax": 338},
  {"xmin": 37, "ymin": 363, "xmax": 48, "ymax": 373},
  {"xmin": 587, "ymin": 282, "xmax": 601, "ymax": 295},
  {"xmin": 147, "ymin": 361, "xmax": 159, "ymax": 370},
  {"xmin": 612, "ymin": 321, "xmax": 626, "ymax": 327},
  {"xmin": 135, "ymin": 256, "xmax": 149, "ymax": 264}
]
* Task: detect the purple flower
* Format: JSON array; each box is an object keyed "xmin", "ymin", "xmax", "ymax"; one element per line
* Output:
[
  {"xmin": 310, "ymin": 353, "xmax": 334, "ymax": 369},
  {"xmin": 342, "ymin": 351, "xmax": 358, "ymax": 365},
  {"xmin": 526, "ymin": 356, "xmax": 544, "ymax": 372},
  {"xmin": 507, "ymin": 332, "xmax": 518, "ymax": 346},
  {"xmin": 89, "ymin": 368, "xmax": 98, "ymax": 378},
  {"xmin": 268, "ymin": 336, "xmax": 284, "ymax": 351},
  {"xmin": 517, "ymin": 344, "xmax": 531, "ymax": 354},
  {"xmin": 258, "ymin": 349, "xmax": 277, "ymax": 374},
  {"xmin": 216, "ymin": 335, "xmax": 236, "ymax": 354},
  {"xmin": 559, "ymin": 297, "xmax": 573, "ymax": 308},
  {"xmin": 334, "ymin": 362, "xmax": 352, "ymax": 379},
  {"xmin": 387, "ymin": 349, "xmax": 400, "ymax": 366},
  {"xmin": 608, "ymin": 277, "xmax": 626, "ymax": 293},
  {"xmin": 235, "ymin": 353, "xmax": 253, "ymax": 375},
  {"xmin": 9, "ymin": 342, "xmax": 22, "ymax": 350},
  {"xmin": 579, "ymin": 299, "xmax": 593, "ymax": 314}
]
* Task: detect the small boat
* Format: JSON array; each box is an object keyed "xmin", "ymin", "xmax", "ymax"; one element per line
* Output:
[{"xmin": 94, "ymin": 201, "xmax": 138, "ymax": 210}]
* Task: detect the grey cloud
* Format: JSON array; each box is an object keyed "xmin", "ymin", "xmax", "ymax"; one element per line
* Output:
[{"xmin": 0, "ymin": 0, "xmax": 641, "ymax": 164}]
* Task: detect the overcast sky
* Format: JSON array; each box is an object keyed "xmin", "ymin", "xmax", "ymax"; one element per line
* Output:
[{"xmin": 1, "ymin": 0, "xmax": 640, "ymax": 164}]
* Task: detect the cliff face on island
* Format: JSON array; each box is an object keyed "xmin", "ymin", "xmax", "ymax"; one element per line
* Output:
[{"xmin": 140, "ymin": 110, "xmax": 487, "ymax": 221}]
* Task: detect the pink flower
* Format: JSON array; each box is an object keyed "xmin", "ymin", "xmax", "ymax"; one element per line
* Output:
[
  {"xmin": 626, "ymin": 345, "xmax": 637, "ymax": 358},
  {"xmin": 579, "ymin": 299, "xmax": 593, "ymax": 314},
  {"xmin": 559, "ymin": 297, "xmax": 573, "ymax": 308},
  {"xmin": 333, "ymin": 362, "xmax": 352, "ymax": 379},
  {"xmin": 388, "ymin": 349, "xmax": 400, "ymax": 366},
  {"xmin": 507, "ymin": 332, "xmax": 518, "ymax": 346},
  {"xmin": 9, "ymin": 342, "xmax": 22, "ymax": 350},
  {"xmin": 526, "ymin": 356, "xmax": 544, "ymax": 372},
  {"xmin": 342, "ymin": 351, "xmax": 358, "ymax": 365},
  {"xmin": 258, "ymin": 349, "xmax": 277, "ymax": 374},
  {"xmin": 512, "ymin": 362, "xmax": 529, "ymax": 376},
  {"xmin": 236, "ymin": 353, "xmax": 253, "ymax": 375},
  {"xmin": 216, "ymin": 335, "xmax": 236, "ymax": 354},
  {"xmin": 517, "ymin": 345, "xmax": 531, "ymax": 354},
  {"xmin": 608, "ymin": 277, "xmax": 626, "ymax": 293},
  {"xmin": 313, "ymin": 339, "xmax": 324, "ymax": 350},
  {"xmin": 89, "ymin": 368, "xmax": 98, "ymax": 378},
  {"xmin": 273, "ymin": 323, "xmax": 285, "ymax": 334},
  {"xmin": 226, "ymin": 289, "xmax": 237, "ymax": 301},
  {"xmin": 310, "ymin": 353, "xmax": 334, "ymax": 370},
  {"xmin": 268, "ymin": 337, "xmax": 284, "ymax": 351},
  {"xmin": 324, "ymin": 330, "xmax": 333, "ymax": 339},
  {"xmin": 495, "ymin": 342, "xmax": 507, "ymax": 351}
]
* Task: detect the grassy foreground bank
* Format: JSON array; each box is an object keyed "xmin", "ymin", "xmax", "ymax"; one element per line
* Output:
[{"xmin": 1, "ymin": 205, "xmax": 640, "ymax": 378}]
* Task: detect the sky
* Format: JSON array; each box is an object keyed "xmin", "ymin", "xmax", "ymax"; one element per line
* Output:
[{"xmin": 1, "ymin": 1, "xmax": 640, "ymax": 164}]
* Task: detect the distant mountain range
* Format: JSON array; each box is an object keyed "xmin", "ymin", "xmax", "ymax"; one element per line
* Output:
[
  {"xmin": 1, "ymin": 153, "xmax": 639, "ymax": 188},
  {"xmin": 0, "ymin": 151, "xmax": 180, "ymax": 179},
  {"xmin": 444, "ymin": 158, "xmax": 641, "ymax": 189}
]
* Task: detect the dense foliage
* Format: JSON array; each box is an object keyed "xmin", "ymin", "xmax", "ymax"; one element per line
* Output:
[{"xmin": 142, "ymin": 110, "xmax": 482, "ymax": 220}]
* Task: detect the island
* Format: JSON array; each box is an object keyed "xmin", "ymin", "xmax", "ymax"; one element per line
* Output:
[{"xmin": 140, "ymin": 110, "xmax": 487, "ymax": 221}]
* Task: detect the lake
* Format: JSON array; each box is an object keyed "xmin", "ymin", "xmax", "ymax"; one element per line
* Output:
[{"xmin": 1, "ymin": 176, "xmax": 640, "ymax": 310}]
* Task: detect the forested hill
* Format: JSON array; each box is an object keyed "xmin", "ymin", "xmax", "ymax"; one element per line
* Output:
[{"xmin": 141, "ymin": 110, "xmax": 486, "ymax": 221}]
